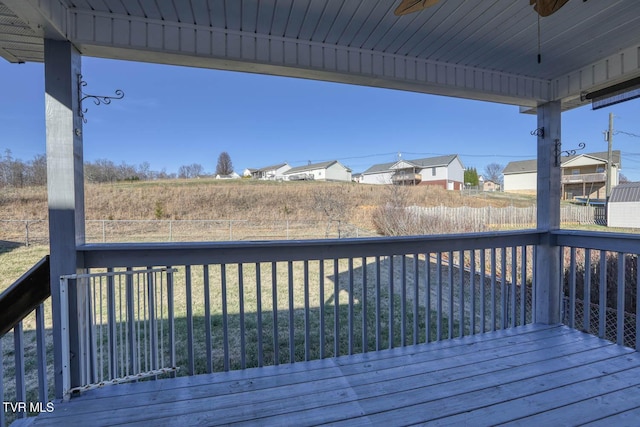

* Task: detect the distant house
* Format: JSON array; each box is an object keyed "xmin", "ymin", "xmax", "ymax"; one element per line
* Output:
[
  {"xmin": 503, "ymin": 151, "xmax": 621, "ymax": 200},
  {"xmin": 483, "ymin": 180, "xmax": 500, "ymax": 192},
  {"xmin": 242, "ymin": 168, "xmax": 256, "ymax": 178},
  {"xmin": 282, "ymin": 161, "xmax": 352, "ymax": 182},
  {"xmin": 215, "ymin": 172, "xmax": 240, "ymax": 180},
  {"xmin": 360, "ymin": 154, "xmax": 465, "ymax": 190},
  {"xmin": 608, "ymin": 182, "xmax": 640, "ymax": 228},
  {"xmin": 251, "ymin": 163, "xmax": 291, "ymax": 180}
]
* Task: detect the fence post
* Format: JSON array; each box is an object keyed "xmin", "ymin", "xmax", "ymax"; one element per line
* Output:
[
  {"xmin": 102, "ymin": 220, "xmax": 106, "ymax": 243},
  {"xmin": 25, "ymin": 220, "xmax": 30, "ymax": 247},
  {"xmin": 229, "ymin": 221, "xmax": 233, "ymax": 241},
  {"xmin": 169, "ymin": 220, "xmax": 173, "ymax": 242}
]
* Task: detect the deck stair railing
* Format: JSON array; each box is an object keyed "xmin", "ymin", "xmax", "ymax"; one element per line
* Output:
[
  {"xmin": 555, "ymin": 230, "xmax": 640, "ymax": 350},
  {"xmin": 59, "ymin": 268, "xmax": 178, "ymax": 396},
  {"xmin": 0, "ymin": 256, "xmax": 52, "ymax": 427},
  {"xmin": 71, "ymin": 231, "xmax": 538, "ymax": 385}
]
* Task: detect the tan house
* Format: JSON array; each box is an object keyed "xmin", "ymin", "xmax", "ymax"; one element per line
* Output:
[
  {"xmin": 503, "ymin": 151, "xmax": 621, "ymax": 200},
  {"xmin": 483, "ymin": 180, "xmax": 500, "ymax": 192}
]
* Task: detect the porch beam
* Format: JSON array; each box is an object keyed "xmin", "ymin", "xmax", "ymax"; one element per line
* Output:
[
  {"xmin": 535, "ymin": 101, "xmax": 562, "ymax": 324},
  {"xmin": 45, "ymin": 39, "xmax": 85, "ymax": 398}
]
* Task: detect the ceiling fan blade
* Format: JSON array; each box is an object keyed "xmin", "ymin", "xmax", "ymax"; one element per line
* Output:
[
  {"xmin": 394, "ymin": 0, "xmax": 441, "ymax": 16},
  {"xmin": 530, "ymin": 0, "xmax": 571, "ymax": 17}
]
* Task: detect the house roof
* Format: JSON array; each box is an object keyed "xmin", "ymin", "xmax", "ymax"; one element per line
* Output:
[
  {"xmin": 284, "ymin": 160, "xmax": 350, "ymax": 175},
  {"xmin": 362, "ymin": 154, "xmax": 459, "ymax": 175},
  {"xmin": 503, "ymin": 151, "xmax": 622, "ymax": 175},
  {"xmin": 610, "ymin": 182, "xmax": 640, "ymax": 203},
  {"xmin": 255, "ymin": 163, "xmax": 289, "ymax": 173}
]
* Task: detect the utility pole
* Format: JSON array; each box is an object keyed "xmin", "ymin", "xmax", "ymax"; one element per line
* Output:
[{"xmin": 606, "ymin": 112, "xmax": 613, "ymax": 200}]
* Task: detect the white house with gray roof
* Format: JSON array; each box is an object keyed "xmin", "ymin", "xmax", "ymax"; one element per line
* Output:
[
  {"xmin": 282, "ymin": 160, "xmax": 352, "ymax": 182},
  {"xmin": 360, "ymin": 155, "xmax": 465, "ymax": 190},
  {"xmin": 251, "ymin": 163, "xmax": 291, "ymax": 180}
]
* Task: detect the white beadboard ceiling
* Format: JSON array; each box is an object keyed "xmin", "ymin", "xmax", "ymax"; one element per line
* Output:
[{"xmin": 1, "ymin": 0, "xmax": 640, "ymax": 109}]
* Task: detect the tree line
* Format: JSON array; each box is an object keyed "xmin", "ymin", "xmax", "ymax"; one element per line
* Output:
[{"xmin": 0, "ymin": 150, "xmax": 235, "ymax": 187}]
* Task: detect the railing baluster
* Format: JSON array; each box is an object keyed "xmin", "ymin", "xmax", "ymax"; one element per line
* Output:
[
  {"xmin": 617, "ymin": 252, "xmax": 625, "ymax": 346},
  {"xmin": 598, "ymin": 250, "xmax": 606, "ymax": 339},
  {"xmin": 520, "ymin": 246, "xmax": 527, "ymax": 326},
  {"xmin": 107, "ymin": 269, "xmax": 116, "ymax": 379},
  {"xmin": 375, "ymin": 256, "xmax": 381, "ymax": 351},
  {"xmin": 413, "ymin": 254, "xmax": 419, "ymax": 345},
  {"xmin": 362, "ymin": 257, "xmax": 368, "ymax": 352},
  {"xmin": 36, "ymin": 303, "xmax": 47, "ymax": 403},
  {"xmin": 239, "ymin": 264, "xmax": 246, "ymax": 369},
  {"xmin": 333, "ymin": 259, "xmax": 340, "ymax": 356},
  {"xmin": 501, "ymin": 247, "xmax": 507, "ymax": 330},
  {"xmin": 436, "ymin": 252, "xmax": 442, "ymax": 341},
  {"xmin": 389, "ymin": 256, "xmax": 395, "ymax": 349},
  {"xmin": 584, "ymin": 249, "xmax": 591, "ymax": 334},
  {"xmin": 459, "ymin": 250, "xmax": 465, "ymax": 338},
  {"xmin": 448, "ymin": 251, "xmax": 454, "ymax": 340},
  {"xmin": 167, "ymin": 267, "xmax": 175, "ymax": 376},
  {"xmin": 272, "ymin": 262, "xmax": 279, "ymax": 365},
  {"xmin": 569, "ymin": 247, "xmax": 577, "ymax": 329},
  {"xmin": 480, "ymin": 249, "xmax": 486, "ymax": 333},
  {"xmin": 185, "ymin": 265, "xmax": 195, "ymax": 375},
  {"xmin": 401, "ymin": 255, "xmax": 407, "ymax": 347},
  {"xmin": 348, "ymin": 257, "xmax": 354, "ymax": 355},
  {"xmin": 221, "ymin": 264, "xmax": 230, "ymax": 371},
  {"xmin": 511, "ymin": 246, "xmax": 517, "ymax": 328},
  {"xmin": 256, "ymin": 263, "xmax": 264, "ymax": 367},
  {"xmin": 14, "ymin": 322, "xmax": 26, "ymax": 419},
  {"xmin": 491, "ymin": 248, "xmax": 496, "ymax": 332},
  {"xmin": 126, "ymin": 267, "xmax": 137, "ymax": 377},
  {"xmin": 287, "ymin": 261, "xmax": 294, "ymax": 363},
  {"xmin": 425, "ymin": 252, "xmax": 431, "ymax": 343},
  {"xmin": 470, "ymin": 250, "xmax": 476, "ymax": 335},
  {"xmin": 203, "ymin": 265, "xmax": 212, "ymax": 373},
  {"xmin": 319, "ymin": 260, "xmax": 325, "ymax": 359},
  {"xmin": 304, "ymin": 260, "xmax": 310, "ymax": 361},
  {"xmin": 147, "ymin": 269, "xmax": 157, "ymax": 371}
]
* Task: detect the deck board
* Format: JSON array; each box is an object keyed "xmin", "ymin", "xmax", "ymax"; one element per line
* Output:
[{"xmin": 18, "ymin": 324, "xmax": 640, "ymax": 426}]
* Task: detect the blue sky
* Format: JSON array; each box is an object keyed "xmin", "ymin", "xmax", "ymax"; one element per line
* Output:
[{"xmin": 2, "ymin": 56, "xmax": 639, "ymax": 179}]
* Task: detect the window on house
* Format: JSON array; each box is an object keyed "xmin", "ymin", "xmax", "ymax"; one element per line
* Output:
[
  {"xmin": 432, "ymin": 167, "xmax": 436, "ymax": 176},
  {"xmin": 572, "ymin": 169, "xmax": 580, "ymax": 175},
  {"xmin": 596, "ymin": 166, "xmax": 605, "ymax": 173}
]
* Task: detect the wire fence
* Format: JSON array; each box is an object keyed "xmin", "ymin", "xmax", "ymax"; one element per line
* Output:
[
  {"xmin": 0, "ymin": 219, "xmax": 374, "ymax": 246},
  {"xmin": 563, "ymin": 297, "xmax": 636, "ymax": 348}
]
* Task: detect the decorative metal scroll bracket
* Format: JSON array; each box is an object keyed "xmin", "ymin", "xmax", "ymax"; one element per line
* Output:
[
  {"xmin": 554, "ymin": 140, "xmax": 586, "ymax": 166},
  {"xmin": 77, "ymin": 74, "xmax": 124, "ymax": 124},
  {"xmin": 531, "ymin": 127, "xmax": 545, "ymax": 138}
]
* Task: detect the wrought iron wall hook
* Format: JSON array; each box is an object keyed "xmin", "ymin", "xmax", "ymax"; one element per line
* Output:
[
  {"xmin": 554, "ymin": 140, "xmax": 586, "ymax": 166},
  {"xmin": 77, "ymin": 74, "xmax": 124, "ymax": 124},
  {"xmin": 531, "ymin": 127, "xmax": 545, "ymax": 138}
]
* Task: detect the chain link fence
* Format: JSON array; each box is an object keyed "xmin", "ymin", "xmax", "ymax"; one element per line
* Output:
[{"xmin": 563, "ymin": 297, "xmax": 636, "ymax": 348}]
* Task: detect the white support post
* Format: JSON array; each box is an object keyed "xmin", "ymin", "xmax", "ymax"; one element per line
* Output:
[
  {"xmin": 45, "ymin": 39, "xmax": 86, "ymax": 398},
  {"xmin": 535, "ymin": 101, "xmax": 562, "ymax": 324}
]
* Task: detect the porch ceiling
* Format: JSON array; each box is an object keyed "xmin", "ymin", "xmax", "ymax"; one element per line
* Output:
[{"xmin": 1, "ymin": 0, "xmax": 640, "ymax": 109}]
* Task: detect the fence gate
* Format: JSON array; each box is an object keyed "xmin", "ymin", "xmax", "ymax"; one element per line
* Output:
[{"xmin": 60, "ymin": 267, "xmax": 178, "ymax": 396}]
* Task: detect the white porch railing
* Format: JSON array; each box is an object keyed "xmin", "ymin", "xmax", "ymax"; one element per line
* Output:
[
  {"xmin": 64, "ymin": 231, "xmax": 538, "ymax": 389},
  {"xmin": 555, "ymin": 230, "xmax": 640, "ymax": 350}
]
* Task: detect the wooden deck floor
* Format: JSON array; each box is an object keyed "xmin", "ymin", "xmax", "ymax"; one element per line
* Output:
[{"xmin": 17, "ymin": 324, "xmax": 640, "ymax": 426}]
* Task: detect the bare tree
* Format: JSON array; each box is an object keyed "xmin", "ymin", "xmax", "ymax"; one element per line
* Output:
[
  {"xmin": 215, "ymin": 152, "xmax": 234, "ymax": 176},
  {"xmin": 483, "ymin": 162, "xmax": 504, "ymax": 185},
  {"xmin": 312, "ymin": 187, "xmax": 348, "ymax": 237},
  {"xmin": 178, "ymin": 163, "xmax": 204, "ymax": 179}
]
